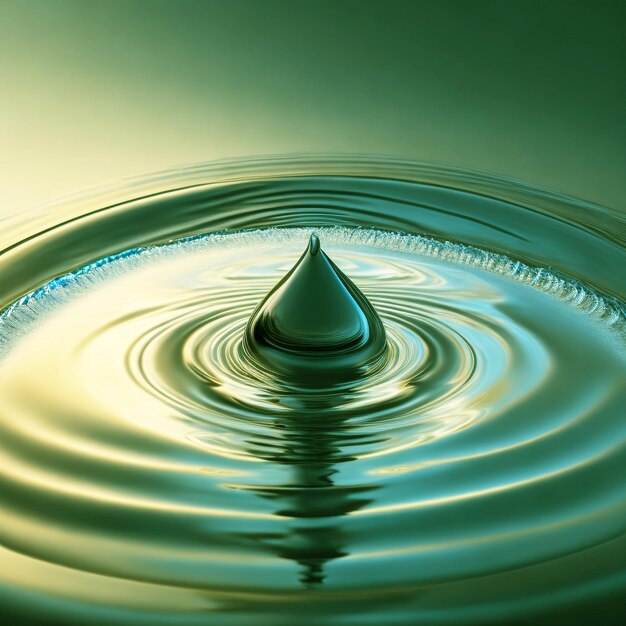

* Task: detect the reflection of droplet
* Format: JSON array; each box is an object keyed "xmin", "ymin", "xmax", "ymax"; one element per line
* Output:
[
  {"xmin": 243, "ymin": 233, "xmax": 387, "ymax": 378},
  {"xmin": 242, "ymin": 410, "xmax": 376, "ymax": 588}
]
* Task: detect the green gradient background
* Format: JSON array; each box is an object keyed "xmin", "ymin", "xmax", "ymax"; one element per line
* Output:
[{"xmin": 0, "ymin": 0, "xmax": 624, "ymax": 211}]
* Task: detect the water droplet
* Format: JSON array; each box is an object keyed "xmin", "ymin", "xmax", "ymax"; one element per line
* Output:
[{"xmin": 244, "ymin": 233, "xmax": 387, "ymax": 378}]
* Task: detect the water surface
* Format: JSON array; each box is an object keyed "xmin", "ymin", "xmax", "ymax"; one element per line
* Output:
[{"xmin": 0, "ymin": 158, "xmax": 624, "ymax": 625}]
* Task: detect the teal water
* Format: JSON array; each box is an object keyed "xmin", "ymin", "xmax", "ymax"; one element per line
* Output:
[{"xmin": 0, "ymin": 159, "xmax": 624, "ymax": 625}]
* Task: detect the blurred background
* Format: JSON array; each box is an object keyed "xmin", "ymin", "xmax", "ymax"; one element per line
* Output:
[{"xmin": 0, "ymin": 0, "xmax": 624, "ymax": 212}]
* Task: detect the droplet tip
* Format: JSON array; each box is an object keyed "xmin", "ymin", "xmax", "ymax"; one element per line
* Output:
[{"xmin": 308, "ymin": 233, "xmax": 320, "ymax": 256}]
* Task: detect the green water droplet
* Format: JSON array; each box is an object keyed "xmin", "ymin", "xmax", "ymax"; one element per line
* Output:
[{"xmin": 244, "ymin": 233, "xmax": 387, "ymax": 377}]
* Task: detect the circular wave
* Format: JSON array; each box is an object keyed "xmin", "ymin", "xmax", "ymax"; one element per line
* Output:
[{"xmin": 0, "ymin": 160, "xmax": 624, "ymax": 626}]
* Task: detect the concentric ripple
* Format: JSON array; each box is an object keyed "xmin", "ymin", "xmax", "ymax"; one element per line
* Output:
[{"xmin": 0, "ymin": 159, "xmax": 625, "ymax": 626}]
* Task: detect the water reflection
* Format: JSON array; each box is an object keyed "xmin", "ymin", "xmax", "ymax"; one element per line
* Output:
[{"xmin": 242, "ymin": 410, "xmax": 376, "ymax": 586}]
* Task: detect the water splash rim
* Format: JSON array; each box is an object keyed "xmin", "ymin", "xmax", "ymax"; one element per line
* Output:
[{"xmin": 2, "ymin": 227, "xmax": 623, "ymax": 348}]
